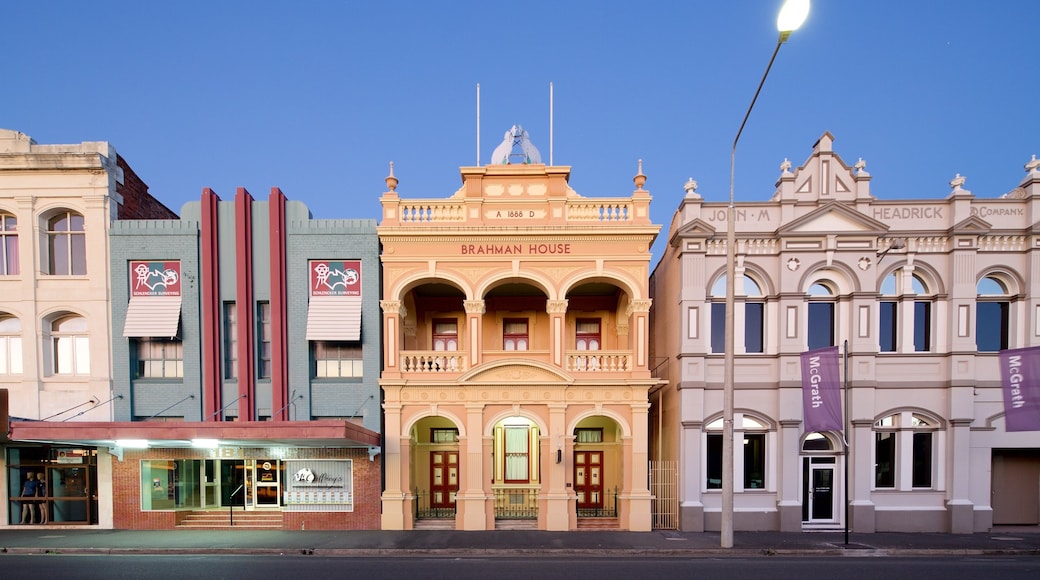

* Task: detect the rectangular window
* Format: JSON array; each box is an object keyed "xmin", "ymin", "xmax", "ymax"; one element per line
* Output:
[
  {"xmin": 431, "ymin": 428, "xmax": 459, "ymax": 443},
  {"xmin": 432, "ymin": 319, "xmax": 458, "ymax": 351},
  {"xmin": 258, "ymin": 301, "xmax": 272, "ymax": 379},
  {"xmin": 576, "ymin": 318, "xmax": 601, "ymax": 351},
  {"xmin": 706, "ymin": 433, "xmax": 722, "ymax": 489},
  {"xmin": 313, "ymin": 341, "xmax": 363, "ymax": 378},
  {"xmin": 875, "ymin": 431, "xmax": 896, "ymax": 488},
  {"xmin": 135, "ymin": 338, "xmax": 184, "ymax": 379},
  {"xmin": 503, "ymin": 318, "xmax": 529, "ymax": 351},
  {"xmin": 743, "ymin": 433, "xmax": 765, "ymax": 489},
  {"xmin": 976, "ymin": 301, "xmax": 1009, "ymax": 352},
  {"xmin": 575, "ymin": 428, "xmax": 603, "ymax": 443},
  {"xmin": 504, "ymin": 426, "xmax": 530, "ymax": 483},
  {"xmin": 223, "ymin": 302, "xmax": 237, "ymax": 379},
  {"xmin": 808, "ymin": 302, "xmax": 835, "ymax": 350},
  {"xmin": 710, "ymin": 303, "xmax": 725, "ymax": 353},
  {"xmin": 912, "ymin": 431, "xmax": 933, "ymax": 488},
  {"xmin": 0, "ymin": 213, "xmax": 18, "ymax": 276},
  {"xmin": 745, "ymin": 302, "xmax": 764, "ymax": 353},
  {"xmin": 879, "ymin": 301, "xmax": 897, "ymax": 352},
  {"xmin": 914, "ymin": 301, "xmax": 931, "ymax": 352}
]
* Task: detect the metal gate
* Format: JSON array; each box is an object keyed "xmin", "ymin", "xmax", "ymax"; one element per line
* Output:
[{"xmin": 650, "ymin": 460, "xmax": 678, "ymax": 530}]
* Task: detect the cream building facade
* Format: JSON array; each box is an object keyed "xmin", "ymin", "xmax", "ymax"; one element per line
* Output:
[
  {"xmin": 651, "ymin": 132, "xmax": 1040, "ymax": 533},
  {"xmin": 1, "ymin": 128, "xmax": 176, "ymax": 527},
  {"xmin": 378, "ymin": 135, "xmax": 660, "ymax": 531}
]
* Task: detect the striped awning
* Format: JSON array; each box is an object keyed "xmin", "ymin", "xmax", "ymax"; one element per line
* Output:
[
  {"xmin": 123, "ymin": 295, "xmax": 181, "ymax": 338},
  {"xmin": 305, "ymin": 295, "xmax": 362, "ymax": 341}
]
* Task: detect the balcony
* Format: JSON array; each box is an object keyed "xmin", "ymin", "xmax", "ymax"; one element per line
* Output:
[
  {"xmin": 400, "ymin": 351, "xmax": 467, "ymax": 373},
  {"xmin": 565, "ymin": 350, "xmax": 631, "ymax": 373},
  {"xmin": 397, "ymin": 349, "xmax": 634, "ymax": 375}
]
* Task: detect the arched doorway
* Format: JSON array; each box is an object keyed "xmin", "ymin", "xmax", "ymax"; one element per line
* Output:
[
  {"xmin": 411, "ymin": 416, "xmax": 461, "ymax": 526},
  {"xmin": 573, "ymin": 416, "xmax": 623, "ymax": 525}
]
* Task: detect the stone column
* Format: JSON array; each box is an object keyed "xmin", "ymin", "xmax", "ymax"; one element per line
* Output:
[
  {"xmin": 547, "ymin": 300, "xmax": 568, "ymax": 369},
  {"xmin": 380, "ymin": 300, "xmax": 405, "ymax": 378},
  {"xmin": 380, "ymin": 400, "xmax": 408, "ymax": 529},
  {"xmin": 627, "ymin": 299, "xmax": 653, "ymax": 372},
  {"xmin": 457, "ymin": 402, "xmax": 490, "ymax": 530},
  {"xmin": 623, "ymin": 401, "xmax": 653, "ymax": 531},
  {"xmin": 464, "ymin": 300, "xmax": 485, "ymax": 369},
  {"xmin": 543, "ymin": 403, "xmax": 571, "ymax": 531},
  {"xmin": 777, "ymin": 419, "xmax": 803, "ymax": 531}
]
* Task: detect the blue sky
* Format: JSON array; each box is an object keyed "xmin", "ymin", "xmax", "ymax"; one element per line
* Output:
[{"xmin": 4, "ymin": 1, "xmax": 1037, "ymax": 262}]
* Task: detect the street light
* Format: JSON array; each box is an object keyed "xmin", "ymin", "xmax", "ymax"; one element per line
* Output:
[{"xmin": 722, "ymin": 0, "xmax": 809, "ymax": 549}]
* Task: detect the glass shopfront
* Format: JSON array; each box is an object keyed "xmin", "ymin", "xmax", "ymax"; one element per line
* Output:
[
  {"xmin": 7, "ymin": 445, "xmax": 98, "ymax": 525},
  {"xmin": 141, "ymin": 457, "xmax": 281, "ymax": 511}
]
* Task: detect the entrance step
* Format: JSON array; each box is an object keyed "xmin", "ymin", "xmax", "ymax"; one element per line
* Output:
[
  {"xmin": 413, "ymin": 518, "xmax": 455, "ymax": 530},
  {"xmin": 576, "ymin": 517, "xmax": 619, "ymax": 530},
  {"xmin": 495, "ymin": 519, "xmax": 537, "ymax": 530},
  {"xmin": 177, "ymin": 510, "xmax": 284, "ymax": 529}
]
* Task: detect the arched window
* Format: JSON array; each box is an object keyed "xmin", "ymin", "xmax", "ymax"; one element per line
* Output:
[
  {"xmin": 879, "ymin": 270, "xmax": 933, "ymax": 352},
  {"xmin": 976, "ymin": 275, "xmax": 1010, "ymax": 352},
  {"xmin": 50, "ymin": 314, "xmax": 89, "ymax": 375},
  {"xmin": 710, "ymin": 273, "xmax": 765, "ymax": 354},
  {"xmin": 874, "ymin": 412, "xmax": 938, "ymax": 489},
  {"xmin": 0, "ymin": 212, "xmax": 18, "ymax": 275},
  {"xmin": 47, "ymin": 210, "xmax": 86, "ymax": 275},
  {"xmin": 705, "ymin": 415, "xmax": 769, "ymax": 490},
  {"xmin": 0, "ymin": 314, "xmax": 23, "ymax": 374},
  {"xmin": 807, "ymin": 282, "xmax": 835, "ymax": 350}
]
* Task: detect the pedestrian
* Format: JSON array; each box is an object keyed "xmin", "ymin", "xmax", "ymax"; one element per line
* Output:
[
  {"xmin": 19, "ymin": 471, "xmax": 38, "ymax": 524},
  {"xmin": 36, "ymin": 472, "xmax": 48, "ymax": 524}
]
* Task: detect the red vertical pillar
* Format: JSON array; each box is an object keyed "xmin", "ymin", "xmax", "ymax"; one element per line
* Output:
[
  {"xmin": 200, "ymin": 189, "xmax": 223, "ymax": 420},
  {"xmin": 269, "ymin": 188, "xmax": 289, "ymax": 420},
  {"xmin": 235, "ymin": 188, "xmax": 256, "ymax": 421}
]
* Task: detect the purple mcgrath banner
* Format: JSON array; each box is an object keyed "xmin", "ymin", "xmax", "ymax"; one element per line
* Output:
[
  {"xmin": 998, "ymin": 346, "xmax": 1040, "ymax": 432},
  {"xmin": 800, "ymin": 346, "xmax": 844, "ymax": 433}
]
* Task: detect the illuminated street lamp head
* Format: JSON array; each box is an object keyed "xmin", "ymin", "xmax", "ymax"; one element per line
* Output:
[{"xmin": 777, "ymin": 0, "xmax": 810, "ymax": 43}]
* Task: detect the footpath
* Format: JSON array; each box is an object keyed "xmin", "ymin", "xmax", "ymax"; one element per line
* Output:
[{"xmin": 2, "ymin": 527, "xmax": 1040, "ymax": 558}]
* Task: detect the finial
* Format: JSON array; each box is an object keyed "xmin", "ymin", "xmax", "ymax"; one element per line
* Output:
[
  {"xmin": 683, "ymin": 177, "xmax": 700, "ymax": 198},
  {"xmin": 780, "ymin": 158, "xmax": 792, "ymax": 175},
  {"xmin": 1026, "ymin": 154, "xmax": 1040, "ymax": 173},
  {"xmin": 949, "ymin": 173, "xmax": 966, "ymax": 190},
  {"xmin": 385, "ymin": 161, "xmax": 398, "ymax": 192},
  {"xmin": 634, "ymin": 159, "xmax": 646, "ymax": 190}
]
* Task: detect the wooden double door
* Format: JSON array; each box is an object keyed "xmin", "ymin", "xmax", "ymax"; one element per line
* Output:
[
  {"xmin": 574, "ymin": 451, "xmax": 603, "ymax": 510},
  {"xmin": 430, "ymin": 451, "xmax": 459, "ymax": 508}
]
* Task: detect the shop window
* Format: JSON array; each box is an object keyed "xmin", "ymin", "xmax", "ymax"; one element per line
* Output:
[
  {"xmin": 223, "ymin": 302, "xmax": 237, "ymax": 379},
  {"xmin": 258, "ymin": 301, "xmax": 272, "ymax": 379},
  {"xmin": 134, "ymin": 337, "xmax": 183, "ymax": 379},
  {"xmin": 976, "ymin": 276, "xmax": 1009, "ymax": 352},
  {"xmin": 46, "ymin": 210, "xmax": 86, "ymax": 275},
  {"xmin": 705, "ymin": 415, "xmax": 768, "ymax": 490},
  {"xmin": 710, "ymin": 274, "xmax": 765, "ymax": 354},
  {"xmin": 504, "ymin": 426, "xmax": 530, "ymax": 483},
  {"xmin": 8, "ymin": 446, "xmax": 97, "ymax": 525},
  {"xmin": 49, "ymin": 314, "xmax": 89, "ymax": 376},
  {"xmin": 874, "ymin": 412, "xmax": 937, "ymax": 489},
  {"xmin": 503, "ymin": 318, "xmax": 529, "ymax": 351},
  {"xmin": 313, "ymin": 341, "xmax": 363, "ymax": 378},
  {"xmin": 0, "ymin": 314, "xmax": 22, "ymax": 374},
  {"xmin": 0, "ymin": 212, "xmax": 17, "ymax": 275}
]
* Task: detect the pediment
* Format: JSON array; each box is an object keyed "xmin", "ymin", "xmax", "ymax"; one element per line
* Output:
[
  {"xmin": 778, "ymin": 201, "xmax": 888, "ymax": 236},
  {"xmin": 669, "ymin": 218, "xmax": 716, "ymax": 247},
  {"xmin": 949, "ymin": 215, "xmax": 992, "ymax": 236},
  {"xmin": 459, "ymin": 359, "xmax": 572, "ymax": 384}
]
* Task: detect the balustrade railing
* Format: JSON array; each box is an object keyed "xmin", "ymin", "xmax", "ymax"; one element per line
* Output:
[
  {"xmin": 400, "ymin": 351, "xmax": 467, "ymax": 373},
  {"xmin": 565, "ymin": 350, "xmax": 631, "ymax": 372}
]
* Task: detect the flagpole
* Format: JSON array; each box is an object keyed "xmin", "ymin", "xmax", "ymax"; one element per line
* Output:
[{"xmin": 843, "ymin": 339, "xmax": 850, "ymax": 546}]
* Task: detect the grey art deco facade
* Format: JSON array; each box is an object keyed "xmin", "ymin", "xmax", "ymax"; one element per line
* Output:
[{"xmin": 650, "ymin": 132, "xmax": 1040, "ymax": 533}]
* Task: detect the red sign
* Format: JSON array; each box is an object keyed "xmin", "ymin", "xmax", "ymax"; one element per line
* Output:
[
  {"xmin": 130, "ymin": 261, "xmax": 181, "ymax": 297},
  {"xmin": 309, "ymin": 260, "xmax": 361, "ymax": 297}
]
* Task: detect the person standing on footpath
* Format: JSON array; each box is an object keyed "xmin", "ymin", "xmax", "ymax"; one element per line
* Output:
[
  {"xmin": 36, "ymin": 472, "xmax": 48, "ymax": 524},
  {"xmin": 19, "ymin": 471, "xmax": 38, "ymax": 524}
]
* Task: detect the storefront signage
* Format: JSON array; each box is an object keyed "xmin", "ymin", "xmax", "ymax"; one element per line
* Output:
[
  {"xmin": 705, "ymin": 208, "xmax": 774, "ymax": 224},
  {"xmin": 872, "ymin": 206, "xmax": 944, "ymax": 221},
  {"xmin": 129, "ymin": 261, "xmax": 181, "ymax": 297},
  {"xmin": 461, "ymin": 243, "xmax": 571, "ymax": 255},
  {"xmin": 309, "ymin": 260, "xmax": 361, "ymax": 297},
  {"xmin": 291, "ymin": 467, "xmax": 345, "ymax": 488},
  {"xmin": 972, "ymin": 205, "xmax": 1025, "ymax": 218}
]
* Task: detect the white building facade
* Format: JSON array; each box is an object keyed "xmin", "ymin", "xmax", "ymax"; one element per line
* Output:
[{"xmin": 650, "ymin": 132, "xmax": 1040, "ymax": 533}]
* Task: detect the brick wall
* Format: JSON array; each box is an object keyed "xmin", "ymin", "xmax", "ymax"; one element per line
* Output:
[
  {"xmin": 115, "ymin": 156, "xmax": 179, "ymax": 220},
  {"xmin": 112, "ymin": 447, "xmax": 380, "ymax": 530}
]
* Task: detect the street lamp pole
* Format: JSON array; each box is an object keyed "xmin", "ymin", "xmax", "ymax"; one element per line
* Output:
[{"xmin": 721, "ymin": 0, "xmax": 809, "ymax": 549}]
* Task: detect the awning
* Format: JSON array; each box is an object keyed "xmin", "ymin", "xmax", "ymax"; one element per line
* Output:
[
  {"xmin": 305, "ymin": 295, "xmax": 362, "ymax": 341},
  {"xmin": 123, "ymin": 295, "xmax": 181, "ymax": 338}
]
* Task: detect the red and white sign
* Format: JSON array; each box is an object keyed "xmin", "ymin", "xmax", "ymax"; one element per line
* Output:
[
  {"xmin": 130, "ymin": 261, "xmax": 181, "ymax": 297},
  {"xmin": 309, "ymin": 260, "xmax": 361, "ymax": 297}
]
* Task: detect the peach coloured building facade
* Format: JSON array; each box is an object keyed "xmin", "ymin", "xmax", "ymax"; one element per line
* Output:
[{"xmin": 378, "ymin": 153, "xmax": 660, "ymax": 531}]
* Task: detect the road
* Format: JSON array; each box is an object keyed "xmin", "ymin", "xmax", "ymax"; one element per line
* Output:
[{"xmin": 2, "ymin": 554, "xmax": 1039, "ymax": 579}]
